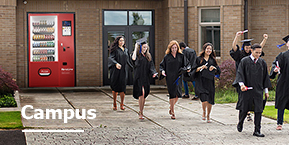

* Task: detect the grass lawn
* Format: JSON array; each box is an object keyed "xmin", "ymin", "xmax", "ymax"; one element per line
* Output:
[
  {"xmin": 0, "ymin": 111, "xmax": 23, "ymax": 129},
  {"xmin": 263, "ymin": 106, "xmax": 289, "ymax": 123},
  {"xmin": 215, "ymin": 90, "xmax": 276, "ymax": 104}
]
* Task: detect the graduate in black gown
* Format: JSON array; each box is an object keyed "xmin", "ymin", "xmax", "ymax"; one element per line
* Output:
[
  {"xmin": 230, "ymin": 32, "xmax": 268, "ymax": 70},
  {"xmin": 269, "ymin": 35, "xmax": 289, "ymax": 130},
  {"xmin": 191, "ymin": 43, "xmax": 221, "ymax": 123},
  {"xmin": 230, "ymin": 31, "xmax": 268, "ymax": 121},
  {"xmin": 233, "ymin": 44, "xmax": 271, "ymax": 137},
  {"xmin": 108, "ymin": 36, "xmax": 133, "ymax": 111},
  {"xmin": 179, "ymin": 42, "xmax": 197, "ymax": 99},
  {"xmin": 159, "ymin": 40, "xmax": 190, "ymax": 119},
  {"xmin": 132, "ymin": 41, "xmax": 158, "ymax": 120}
]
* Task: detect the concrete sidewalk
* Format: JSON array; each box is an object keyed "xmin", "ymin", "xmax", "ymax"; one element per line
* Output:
[{"xmin": 19, "ymin": 86, "xmax": 287, "ymax": 144}]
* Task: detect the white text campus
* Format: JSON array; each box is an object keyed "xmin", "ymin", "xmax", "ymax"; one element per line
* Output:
[{"xmin": 21, "ymin": 105, "xmax": 97, "ymax": 123}]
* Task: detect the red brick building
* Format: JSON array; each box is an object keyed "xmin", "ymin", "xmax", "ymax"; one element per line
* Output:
[{"xmin": 0, "ymin": 0, "xmax": 288, "ymax": 88}]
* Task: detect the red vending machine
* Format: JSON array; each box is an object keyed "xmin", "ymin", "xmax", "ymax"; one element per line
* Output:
[{"xmin": 28, "ymin": 13, "xmax": 75, "ymax": 87}]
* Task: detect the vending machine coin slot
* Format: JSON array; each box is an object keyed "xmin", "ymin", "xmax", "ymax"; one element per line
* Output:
[{"xmin": 63, "ymin": 62, "xmax": 67, "ymax": 65}]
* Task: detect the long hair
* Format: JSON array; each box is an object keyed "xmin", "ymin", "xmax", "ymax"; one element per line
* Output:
[
  {"xmin": 165, "ymin": 40, "xmax": 182, "ymax": 55},
  {"xmin": 109, "ymin": 36, "xmax": 126, "ymax": 53},
  {"xmin": 134, "ymin": 43, "xmax": 152, "ymax": 61},
  {"xmin": 199, "ymin": 42, "xmax": 217, "ymax": 65}
]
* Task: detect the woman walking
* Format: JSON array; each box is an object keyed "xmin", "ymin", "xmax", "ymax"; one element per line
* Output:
[
  {"xmin": 192, "ymin": 42, "xmax": 221, "ymax": 123},
  {"xmin": 108, "ymin": 36, "xmax": 132, "ymax": 111},
  {"xmin": 132, "ymin": 41, "xmax": 158, "ymax": 119},
  {"xmin": 160, "ymin": 40, "xmax": 190, "ymax": 119}
]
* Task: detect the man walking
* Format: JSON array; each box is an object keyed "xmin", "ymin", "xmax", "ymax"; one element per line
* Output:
[
  {"xmin": 233, "ymin": 44, "xmax": 271, "ymax": 137},
  {"xmin": 179, "ymin": 42, "xmax": 198, "ymax": 99}
]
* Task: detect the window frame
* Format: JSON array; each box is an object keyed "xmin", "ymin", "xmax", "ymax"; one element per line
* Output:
[
  {"xmin": 103, "ymin": 10, "xmax": 153, "ymax": 26},
  {"xmin": 198, "ymin": 7, "xmax": 221, "ymax": 58}
]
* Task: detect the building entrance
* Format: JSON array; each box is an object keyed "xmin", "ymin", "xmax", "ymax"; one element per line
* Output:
[{"xmin": 102, "ymin": 10, "xmax": 154, "ymax": 86}]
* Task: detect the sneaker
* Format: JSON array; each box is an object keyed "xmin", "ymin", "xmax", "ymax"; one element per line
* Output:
[
  {"xmin": 276, "ymin": 125, "xmax": 282, "ymax": 130},
  {"xmin": 247, "ymin": 113, "xmax": 253, "ymax": 121},
  {"xmin": 191, "ymin": 96, "xmax": 199, "ymax": 100},
  {"xmin": 182, "ymin": 95, "xmax": 189, "ymax": 98}
]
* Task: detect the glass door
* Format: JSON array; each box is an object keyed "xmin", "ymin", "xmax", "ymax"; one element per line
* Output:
[
  {"xmin": 128, "ymin": 27, "xmax": 155, "ymax": 84},
  {"xmin": 103, "ymin": 26, "xmax": 155, "ymax": 86},
  {"xmin": 102, "ymin": 27, "xmax": 128, "ymax": 85}
]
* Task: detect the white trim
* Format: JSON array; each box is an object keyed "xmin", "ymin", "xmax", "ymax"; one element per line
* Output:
[
  {"xmin": 199, "ymin": 22, "xmax": 220, "ymax": 26},
  {"xmin": 22, "ymin": 130, "xmax": 84, "ymax": 133}
]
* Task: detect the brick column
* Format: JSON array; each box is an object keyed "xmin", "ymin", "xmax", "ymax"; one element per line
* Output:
[{"xmin": 0, "ymin": 0, "xmax": 17, "ymax": 78}]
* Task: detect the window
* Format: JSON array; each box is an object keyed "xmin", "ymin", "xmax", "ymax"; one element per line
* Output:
[
  {"xmin": 199, "ymin": 8, "xmax": 221, "ymax": 57},
  {"xmin": 104, "ymin": 11, "xmax": 127, "ymax": 25},
  {"xmin": 104, "ymin": 10, "xmax": 152, "ymax": 26},
  {"xmin": 129, "ymin": 11, "xmax": 152, "ymax": 25}
]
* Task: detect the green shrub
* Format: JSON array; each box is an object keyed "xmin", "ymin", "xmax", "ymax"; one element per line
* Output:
[{"xmin": 0, "ymin": 94, "xmax": 17, "ymax": 107}]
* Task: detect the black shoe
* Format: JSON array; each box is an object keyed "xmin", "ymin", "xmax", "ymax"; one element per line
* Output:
[
  {"xmin": 253, "ymin": 131, "xmax": 265, "ymax": 137},
  {"xmin": 191, "ymin": 96, "xmax": 199, "ymax": 100},
  {"xmin": 182, "ymin": 95, "xmax": 189, "ymax": 98},
  {"xmin": 237, "ymin": 123, "xmax": 243, "ymax": 132}
]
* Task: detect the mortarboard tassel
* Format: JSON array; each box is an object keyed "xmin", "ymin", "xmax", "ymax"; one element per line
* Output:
[
  {"xmin": 139, "ymin": 44, "xmax": 142, "ymax": 54},
  {"xmin": 277, "ymin": 43, "xmax": 285, "ymax": 49},
  {"xmin": 173, "ymin": 76, "xmax": 180, "ymax": 85}
]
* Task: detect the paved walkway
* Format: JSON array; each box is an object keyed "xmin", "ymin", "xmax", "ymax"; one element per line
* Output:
[{"xmin": 19, "ymin": 86, "xmax": 288, "ymax": 144}]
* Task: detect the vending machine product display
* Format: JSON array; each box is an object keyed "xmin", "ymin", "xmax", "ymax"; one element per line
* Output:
[{"xmin": 28, "ymin": 13, "xmax": 75, "ymax": 87}]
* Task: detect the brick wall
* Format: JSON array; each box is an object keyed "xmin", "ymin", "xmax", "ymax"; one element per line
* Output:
[
  {"xmin": 0, "ymin": 0, "xmax": 17, "ymax": 80},
  {"xmin": 222, "ymin": 5, "xmax": 243, "ymax": 61},
  {"xmin": 249, "ymin": 4, "xmax": 288, "ymax": 66}
]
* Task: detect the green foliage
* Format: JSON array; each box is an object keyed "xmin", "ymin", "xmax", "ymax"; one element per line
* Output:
[
  {"xmin": 263, "ymin": 106, "xmax": 289, "ymax": 123},
  {"xmin": 0, "ymin": 111, "xmax": 23, "ymax": 129},
  {"xmin": 0, "ymin": 94, "xmax": 17, "ymax": 107},
  {"xmin": 215, "ymin": 89, "xmax": 238, "ymax": 104},
  {"xmin": 214, "ymin": 90, "xmax": 275, "ymax": 104},
  {"xmin": 269, "ymin": 74, "xmax": 278, "ymax": 91}
]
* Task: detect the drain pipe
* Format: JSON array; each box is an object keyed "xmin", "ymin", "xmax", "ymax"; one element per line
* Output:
[
  {"xmin": 244, "ymin": 0, "xmax": 248, "ymax": 39},
  {"xmin": 184, "ymin": 0, "xmax": 188, "ymax": 44}
]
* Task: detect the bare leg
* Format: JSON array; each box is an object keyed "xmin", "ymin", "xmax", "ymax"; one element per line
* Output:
[
  {"xmin": 112, "ymin": 91, "xmax": 117, "ymax": 110},
  {"xmin": 207, "ymin": 103, "xmax": 212, "ymax": 123},
  {"xmin": 139, "ymin": 87, "xmax": 145, "ymax": 119},
  {"xmin": 169, "ymin": 99, "xmax": 174, "ymax": 115},
  {"xmin": 202, "ymin": 101, "xmax": 207, "ymax": 119},
  {"xmin": 174, "ymin": 97, "xmax": 178, "ymax": 105},
  {"xmin": 119, "ymin": 92, "xmax": 125, "ymax": 110}
]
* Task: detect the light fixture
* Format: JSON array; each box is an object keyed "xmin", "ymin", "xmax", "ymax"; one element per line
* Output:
[{"xmin": 23, "ymin": 0, "xmax": 27, "ymax": 5}]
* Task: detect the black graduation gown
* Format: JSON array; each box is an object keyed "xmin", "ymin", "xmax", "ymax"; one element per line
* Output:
[
  {"xmin": 182, "ymin": 47, "xmax": 196, "ymax": 81},
  {"xmin": 108, "ymin": 47, "xmax": 132, "ymax": 92},
  {"xmin": 192, "ymin": 57, "xmax": 221, "ymax": 105},
  {"xmin": 230, "ymin": 45, "xmax": 250, "ymax": 70},
  {"xmin": 269, "ymin": 50, "xmax": 289, "ymax": 110},
  {"xmin": 133, "ymin": 55, "xmax": 157, "ymax": 99},
  {"xmin": 233, "ymin": 56, "xmax": 272, "ymax": 113},
  {"xmin": 160, "ymin": 53, "xmax": 190, "ymax": 99}
]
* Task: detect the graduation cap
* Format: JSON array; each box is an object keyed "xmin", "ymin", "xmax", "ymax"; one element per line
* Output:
[
  {"xmin": 136, "ymin": 37, "xmax": 148, "ymax": 53},
  {"xmin": 277, "ymin": 35, "xmax": 289, "ymax": 49},
  {"xmin": 240, "ymin": 39, "xmax": 254, "ymax": 50}
]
